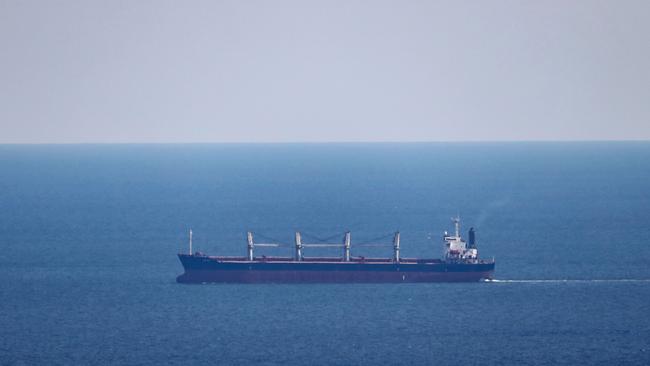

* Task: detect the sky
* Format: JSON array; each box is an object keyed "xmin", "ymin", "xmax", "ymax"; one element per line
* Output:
[{"xmin": 0, "ymin": 0, "xmax": 649, "ymax": 143}]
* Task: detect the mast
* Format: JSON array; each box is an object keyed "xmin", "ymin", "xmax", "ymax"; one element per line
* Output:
[
  {"xmin": 393, "ymin": 231, "xmax": 400, "ymax": 262},
  {"xmin": 343, "ymin": 231, "xmax": 351, "ymax": 262},
  {"xmin": 295, "ymin": 232, "xmax": 303, "ymax": 261},
  {"xmin": 247, "ymin": 231, "xmax": 254, "ymax": 261},
  {"xmin": 189, "ymin": 229, "xmax": 193, "ymax": 255},
  {"xmin": 453, "ymin": 216, "xmax": 460, "ymax": 238}
]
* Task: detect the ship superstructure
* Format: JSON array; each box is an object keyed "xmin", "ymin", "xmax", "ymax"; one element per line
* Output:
[
  {"xmin": 176, "ymin": 218, "xmax": 495, "ymax": 283},
  {"xmin": 443, "ymin": 217, "xmax": 478, "ymax": 261}
]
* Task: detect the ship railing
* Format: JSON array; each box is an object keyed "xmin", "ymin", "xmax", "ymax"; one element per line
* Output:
[{"xmin": 301, "ymin": 243, "xmax": 345, "ymax": 247}]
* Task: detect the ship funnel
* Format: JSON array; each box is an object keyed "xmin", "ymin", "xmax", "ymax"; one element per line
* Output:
[{"xmin": 468, "ymin": 227, "xmax": 476, "ymax": 248}]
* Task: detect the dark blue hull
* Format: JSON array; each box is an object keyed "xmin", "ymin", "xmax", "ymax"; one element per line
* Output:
[{"xmin": 177, "ymin": 255, "xmax": 495, "ymax": 283}]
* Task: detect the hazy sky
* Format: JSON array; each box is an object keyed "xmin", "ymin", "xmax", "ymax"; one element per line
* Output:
[{"xmin": 1, "ymin": 0, "xmax": 649, "ymax": 143}]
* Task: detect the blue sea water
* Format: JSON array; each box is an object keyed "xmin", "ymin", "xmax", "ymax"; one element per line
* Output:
[{"xmin": 0, "ymin": 142, "xmax": 649, "ymax": 365}]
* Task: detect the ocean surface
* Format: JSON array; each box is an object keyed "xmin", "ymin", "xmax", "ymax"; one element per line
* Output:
[{"xmin": 1, "ymin": 142, "xmax": 649, "ymax": 365}]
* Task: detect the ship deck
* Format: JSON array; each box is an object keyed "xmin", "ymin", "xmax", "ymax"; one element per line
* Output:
[{"xmin": 193, "ymin": 255, "xmax": 493, "ymax": 265}]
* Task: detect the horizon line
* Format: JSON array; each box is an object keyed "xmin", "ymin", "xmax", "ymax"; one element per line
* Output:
[{"xmin": 1, "ymin": 139, "xmax": 649, "ymax": 145}]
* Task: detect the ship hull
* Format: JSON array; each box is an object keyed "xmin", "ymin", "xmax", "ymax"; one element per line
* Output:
[{"xmin": 176, "ymin": 255, "xmax": 495, "ymax": 284}]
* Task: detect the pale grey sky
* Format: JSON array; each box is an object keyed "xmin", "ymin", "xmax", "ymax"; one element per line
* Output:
[{"xmin": 1, "ymin": 0, "xmax": 649, "ymax": 143}]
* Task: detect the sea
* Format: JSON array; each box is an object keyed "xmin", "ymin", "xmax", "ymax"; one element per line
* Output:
[{"xmin": 1, "ymin": 142, "xmax": 649, "ymax": 365}]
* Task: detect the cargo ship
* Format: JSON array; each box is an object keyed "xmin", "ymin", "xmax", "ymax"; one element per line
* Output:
[{"xmin": 176, "ymin": 217, "xmax": 495, "ymax": 283}]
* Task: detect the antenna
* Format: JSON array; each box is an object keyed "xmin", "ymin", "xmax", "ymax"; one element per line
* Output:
[{"xmin": 189, "ymin": 229, "xmax": 193, "ymax": 255}]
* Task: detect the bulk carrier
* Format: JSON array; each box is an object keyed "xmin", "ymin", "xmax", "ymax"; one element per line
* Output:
[{"xmin": 177, "ymin": 218, "xmax": 495, "ymax": 283}]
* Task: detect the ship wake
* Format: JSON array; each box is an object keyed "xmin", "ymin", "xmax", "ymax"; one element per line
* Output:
[{"xmin": 484, "ymin": 279, "xmax": 650, "ymax": 283}]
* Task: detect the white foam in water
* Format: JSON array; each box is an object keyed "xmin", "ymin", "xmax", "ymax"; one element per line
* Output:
[{"xmin": 484, "ymin": 279, "xmax": 650, "ymax": 283}]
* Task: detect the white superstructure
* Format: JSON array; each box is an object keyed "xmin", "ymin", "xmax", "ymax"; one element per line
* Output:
[{"xmin": 443, "ymin": 217, "xmax": 478, "ymax": 261}]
